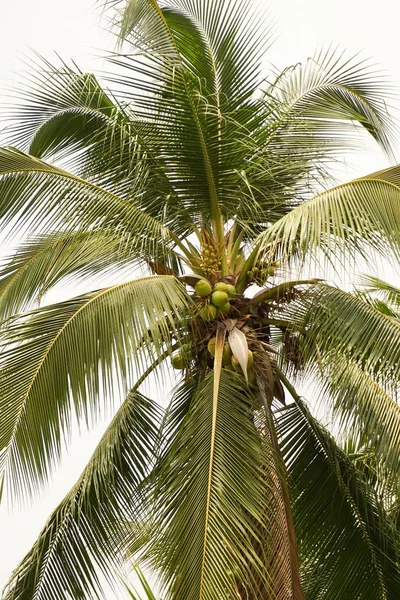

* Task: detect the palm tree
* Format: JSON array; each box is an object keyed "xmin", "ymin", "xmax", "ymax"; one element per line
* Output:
[{"xmin": 1, "ymin": 1, "xmax": 400, "ymax": 598}]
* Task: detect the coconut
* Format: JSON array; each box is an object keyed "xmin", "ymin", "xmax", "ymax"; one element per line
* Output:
[
  {"xmin": 222, "ymin": 342, "xmax": 233, "ymax": 366},
  {"xmin": 231, "ymin": 355, "xmax": 242, "ymax": 372},
  {"xmin": 200, "ymin": 304, "xmax": 218, "ymax": 321},
  {"xmin": 247, "ymin": 368, "xmax": 255, "ymax": 385},
  {"xmin": 218, "ymin": 302, "xmax": 231, "ymax": 315},
  {"xmin": 226, "ymin": 284, "xmax": 236, "ymax": 297},
  {"xmin": 247, "ymin": 350, "xmax": 254, "ymax": 368},
  {"xmin": 207, "ymin": 337, "xmax": 216, "ymax": 356},
  {"xmin": 214, "ymin": 282, "xmax": 229, "ymax": 293},
  {"xmin": 195, "ymin": 279, "xmax": 212, "ymax": 297},
  {"xmin": 211, "ymin": 291, "xmax": 229, "ymax": 307},
  {"xmin": 171, "ymin": 353, "xmax": 185, "ymax": 369}
]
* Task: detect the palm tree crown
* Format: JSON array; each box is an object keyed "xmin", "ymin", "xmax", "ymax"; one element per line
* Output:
[{"xmin": 0, "ymin": 1, "xmax": 400, "ymax": 599}]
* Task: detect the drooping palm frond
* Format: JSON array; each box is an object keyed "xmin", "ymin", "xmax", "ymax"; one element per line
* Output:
[
  {"xmin": 0, "ymin": 147, "xmax": 178, "ymax": 254},
  {"xmin": 236, "ymin": 50, "xmax": 395, "ymax": 229},
  {"xmin": 360, "ymin": 275, "xmax": 400, "ymax": 308},
  {"xmin": 0, "ymin": 229, "xmax": 148, "ymax": 319},
  {"xmin": 0, "ymin": 275, "xmax": 189, "ymax": 502},
  {"xmin": 278, "ymin": 399, "xmax": 400, "ymax": 600},
  {"xmin": 257, "ymin": 164, "xmax": 400, "ymax": 265},
  {"xmin": 309, "ymin": 354, "xmax": 400, "ymax": 498},
  {"xmin": 283, "ymin": 283, "xmax": 400, "ymax": 381},
  {"xmin": 265, "ymin": 48, "xmax": 395, "ymax": 158},
  {"xmin": 4, "ymin": 58, "xmax": 198, "ymax": 235},
  {"xmin": 272, "ymin": 283, "xmax": 400, "ymax": 494},
  {"xmin": 3, "ymin": 388, "xmax": 162, "ymax": 600},
  {"xmin": 146, "ymin": 369, "xmax": 292, "ymax": 600},
  {"xmin": 4, "ymin": 59, "xmax": 116, "ymax": 160}
]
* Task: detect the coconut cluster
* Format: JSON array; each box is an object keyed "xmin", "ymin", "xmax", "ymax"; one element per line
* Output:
[
  {"xmin": 247, "ymin": 261, "xmax": 279, "ymax": 286},
  {"xmin": 194, "ymin": 279, "xmax": 236, "ymax": 320},
  {"xmin": 170, "ymin": 278, "xmax": 238, "ymax": 371}
]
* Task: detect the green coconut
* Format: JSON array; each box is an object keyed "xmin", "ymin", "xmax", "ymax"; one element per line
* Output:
[
  {"xmin": 247, "ymin": 350, "xmax": 254, "ymax": 368},
  {"xmin": 247, "ymin": 368, "xmax": 255, "ymax": 385},
  {"xmin": 195, "ymin": 279, "xmax": 212, "ymax": 297},
  {"xmin": 218, "ymin": 302, "xmax": 231, "ymax": 315},
  {"xmin": 207, "ymin": 337, "xmax": 217, "ymax": 356},
  {"xmin": 180, "ymin": 343, "xmax": 192, "ymax": 360},
  {"xmin": 171, "ymin": 353, "xmax": 185, "ymax": 369},
  {"xmin": 214, "ymin": 282, "xmax": 229, "ymax": 293},
  {"xmin": 222, "ymin": 342, "xmax": 233, "ymax": 366},
  {"xmin": 211, "ymin": 291, "xmax": 229, "ymax": 307},
  {"xmin": 231, "ymin": 355, "xmax": 241, "ymax": 372},
  {"xmin": 200, "ymin": 304, "xmax": 218, "ymax": 321},
  {"xmin": 226, "ymin": 284, "xmax": 236, "ymax": 297}
]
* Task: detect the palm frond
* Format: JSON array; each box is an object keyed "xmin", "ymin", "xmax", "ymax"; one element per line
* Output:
[
  {"xmin": 360, "ymin": 275, "xmax": 400, "ymax": 308},
  {"xmin": 3, "ymin": 388, "xmax": 162, "ymax": 600},
  {"xmin": 276, "ymin": 283, "xmax": 400, "ymax": 493},
  {"xmin": 257, "ymin": 163, "xmax": 400, "ymax": 265},
  {"xmin": 101, "ymin": 1, "xmax": 277, "ymax": 236},
  {"xmin": 165, "ymin": 0, "xmax": 273, "ymax": 104},
  {"xmin": 147, "ymin": 370, "xmax": 291, "ymax": 600},
  {"xmin": 4, "ymin": 58, "xmax": 198, "ymax": 235},
  {"xmin": 0, "ymin": 147, "xmax": 179, "ymax": 257},
  {"xmin": 306, "ymin": 353, "xmax": 400, "ymax": 498},
  {"xmin": 265, "ymin": 48, "xmax": 395, "ymax": 158},
  {"xmin": 283, "ymin": 283, "xmax": 400, "ymax": 382},
  {"xmin": 124, "ymin": 564, "xmax": 158, "ymax": 600},
  {"xmin": 0, "ymin": 275, "xmax": 189, "ymax": 502},
  {"xmin": 5, "ymin": 58, "xmax": 115, "ymax": 159},
  {"xmin": 278, "ymin": 399, "xmax": 400, "ymax": 599},
  {"xmin": 0, "ymin": 229, "xmax": 148, "ymax": 319}
]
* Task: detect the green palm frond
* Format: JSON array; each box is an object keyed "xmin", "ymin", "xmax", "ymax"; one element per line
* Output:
[
  {"xmin": 5, "ymin": 58, "xmax": 195, "ymax": 232},
  {"xmin": 112, "ymin": 0, "xmax": 225, "ymax": 235},
  {"xmin": 5, "ymin": 58, "xmax": 116, "ymax": 159},
  {"xmin": 360, "ymin": 275, "xmax": 400, "ymax": 308},
  {"xmin": 119, "ymin": 0, "xmax": 273, "ymax": 104},
  {"xmin": 278, "ymin": 399, "xmax": 400, "ymax": 599},
  {"xmin": 103, "ymin": 1, "xmax": 276, "ymax": 241},
  {"xmin": 265, "ymin": 48, "xmax": 395, "ymax": 158},
  {"xmin": 0, "ymin": 275, "xmax": 189, "ymax": 502},
  {"xmin": 283, "ymin": 283, "xmax": 400, "ymax": 381},
  {"xmin": 257, "ymin": 164, "xmax": 400, "ymax": 265},
  {"xmin": 147, "ymin": 369, "xmax": 292, "ymax": 600},
  {"xmin": 275, "ymin": 283, "xmax": 400, "ymax": 492},
  {"xmin": 0, "ymin": 230, "xmax": 147, "ymax": 319},
  {"xmin": 3, "ymin": 388, "xmax": 162, "ymax": 600},
  {"xmin": 124, "ymin": 565, "xmax": 158, "ymax": 600},
  {"xmin": 310, "ymin": 354, "xmax": 400, "ymax": 497},
  {"xmin": 0, "ymin": 148, "xmax": 176, "ymax": 255},
  {"xmin": 166, "ymin": 0, "xmax": 273, "ymax": 104}
]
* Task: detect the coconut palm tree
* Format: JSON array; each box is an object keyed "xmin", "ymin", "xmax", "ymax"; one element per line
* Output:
[{"xmin": 1, "ymin": 1, "xmax": 400, "ymax": 598}]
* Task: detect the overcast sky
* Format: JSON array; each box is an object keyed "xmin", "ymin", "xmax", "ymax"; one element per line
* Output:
[{"xmin": 0, "ymin": 0, "xmax": 399, "ymax": 597}]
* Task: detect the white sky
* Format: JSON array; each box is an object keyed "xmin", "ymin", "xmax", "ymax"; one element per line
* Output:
[{"xmin": 0, "ymin": 0, "xmax": 400, "ymax": 597}]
